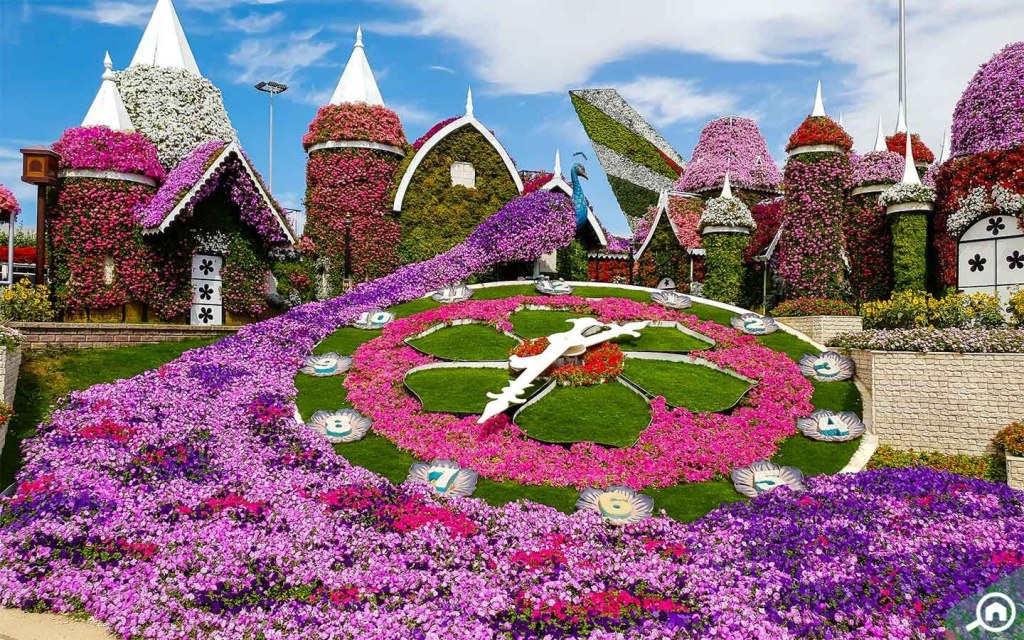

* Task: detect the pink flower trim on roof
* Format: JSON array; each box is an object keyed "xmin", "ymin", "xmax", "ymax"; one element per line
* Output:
[{"xmin": 678, "ymin": 116, "xmax": 782, "ymax": 193}]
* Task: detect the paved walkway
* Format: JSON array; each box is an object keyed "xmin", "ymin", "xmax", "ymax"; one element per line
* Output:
[{"xmin": 0, "ymin": 608, "xmax": 115, "ymax": 640}]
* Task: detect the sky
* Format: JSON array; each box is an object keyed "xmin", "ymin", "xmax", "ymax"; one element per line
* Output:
[{"xmin": 1, "ymin": 0, "xmax": 1022, "ymax": 237}]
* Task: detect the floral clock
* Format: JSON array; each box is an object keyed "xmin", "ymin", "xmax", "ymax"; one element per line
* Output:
[
  {"xmin": 650, "ymin": 290, "xmax": 692, "ymax": 310},
  {"xmin": 576, "ymin": 486, "xmax": 654, "ymax": 525},
  {"xmin": 307, "ymin": 409, "xmax": 372, "ymax": 444},
  {"xmin": 797, "ymin": 410, "xmax": 865, "ymax": 442},
  {"xmin": 342, "ymin": 296, "xmax": 816, "ymax": 494},
  {"xmin": 799, "ymin": 351, "xmax": 855, "ymax": 382},
  {"xmin": 431, "ymin": 283, "xmax": 474, "ymax": 304},
  {"xmin": 731, "ymin": 313, "xmax": 778, "ymax": 335},
  {"xmin": 406, "ymin": 459, "xmax": 478, "ymax": 497},
  {"xmin": 300, "ymin": 352, "xmax": 352, "ymax": 377},
  {"xmin": 731, "ymin": 460, "xmax": 806, "ymax": 498},
  {"xmin": 352, "ymin": 309, "xmax": 395, "ymax": 330}
]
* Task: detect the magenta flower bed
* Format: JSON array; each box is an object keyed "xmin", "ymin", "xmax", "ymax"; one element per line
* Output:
[
  {"xmin": 0, "ymin": 190, "xmax": 1018, "ymax": 637},
  {"xmin": 347, "ymin": 296, "xmax": 812, "ymax": 489},
  {"xmin": 302, "ymin": 103, "xmax": 407, "ymax": 149},
  {"xmin": 851, "ymin": 150, "xmax": 904, "ymax": 187},
  {"xmin": 52, "ymin": 126, "xmax": 166, "ymax": 181}
]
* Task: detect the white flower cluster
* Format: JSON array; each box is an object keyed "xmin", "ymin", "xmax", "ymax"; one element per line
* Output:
[
  {"xmin": 878, "ymin": 183, "xmax": 936, "ymax": 209},
  {"xmin": 948, "ymin": 184, "xmax": 1024, "ymax": 237},
  {"xmin": 116, "ymin": 65, "xmax": 237, "ymax": 169},
  {"xmin": 699, "ymin": 196, "xmax": 757, "ymax": 232},
  {"xmin": 193, "ymin": 230, "xmax": 232, "ymax": 255}
]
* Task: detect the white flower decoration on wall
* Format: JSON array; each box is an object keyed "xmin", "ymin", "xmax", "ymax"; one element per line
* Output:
[
  {"xmin": 307, "ymin": 409, "xmax": 372, "ymax": 444},
  {"xmin": 576, "ymin": 486, "xmax": 654, "ymax": 525},
  {"xmin": 300, "ymin": 352, "xmax": 352, "ymax": 377},
  {"xmin": 730, "ymin": 313, "xmax": 779, "ymax": 335},
  {"xmin": 731, "ymin": 460, "xmax": 806, "ymax": 498},
  {"xmin": 406, "ymin": 460, "xmax": 478, "ymax": 497},
  {"xmin": 799, "ymin": 351, "xmax": 855, "ymax": 382},
  {"xmin": 352, "ymin": 310, "xmax": 395, "ymax": 330},
  {"xmin": 797, "ymin": 410, "xmax": 866, "ymax": 442},
  {"xmin": 651, "ymin": 290, "xmax": 692, "ymax": 309}
]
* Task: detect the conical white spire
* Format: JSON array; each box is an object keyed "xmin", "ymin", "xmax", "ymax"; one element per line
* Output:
[
  {"xmin": 82, "ymin": 52, "xmax": 135, "ymax": 132},
  {"xmin": 938, "ymin": 130, "xmax": 951, "ymax": 164},
  {"xmin": 837, "ymin": 110, "xmax": 844, "ymax": 128},
  {"xmin": 721, "ymin": 172, "xmax": 734, "ymax": 199},
  {"xmin": 873, "ymin": 117, "xmax": 888, "ymax": 153},
  {"xmin": 330, "ymin": 26, "xmax": 384, "ymax": 106},
  {"xmin": 130, "ymin": 0, "xmax": 200, "ymax": 76},
  {"xmin": 553, "ymin": 149, "xmax": 561, "ymax": 177},
  {"xmin": 900, "ymin": 129, "xmax": 921, "ymax": 186},
  {"xmin": 895, "ymin": 99, "xmax": 908, "ymax": 134},
  {"xmin": 811, "ymin": 80, "xmax": 826, "ymax": 117},
  {"xmin": 465, "ymin": 87, "xmax": 474, "ymax": 117}
]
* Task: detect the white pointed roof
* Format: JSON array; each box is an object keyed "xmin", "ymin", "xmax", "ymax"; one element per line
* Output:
[
  {"xmin": 553, "ymin": 149, "xmax": 561, "ymax": 176},
  {"xmin": 811, "ymin": 81, "xmax": 826, "ymax": 117},
  {"xmin": 465, "ymin": 87, "xmax": 474, "ymax": 116},
  {"xmin": 82, "ymin": 52, "xmax": 134, "ymax": 132},
  {"xmin": 900, "ymin": 130, "xmax": 921, "ymax": 186},
  {"xmin": 130, "ymin": 0, "xmax": 200, "ymax": 76},
  {"xmin": 330, "ymin": 27, "xmax": 384, "ymax": 106},
  {"xmin": 837, "ymin": 111, "xmax": 844, "ymax": 128},
  {"xmin": 938, "ymin": 130, "xmax": 951, "ymax": 164},
  {"xmin": 895, "ymin": 99, "xmax": 908, "ymax": 134},
  {"xmin": 873, "ymin": 117, "xmax": 888, "ymax": 152},
  {"xmin": 721, "ymin": 172, "xmax": 733, "ymax": 198}
]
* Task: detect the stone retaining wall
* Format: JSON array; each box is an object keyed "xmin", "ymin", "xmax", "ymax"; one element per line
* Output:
[
  {"xmin": 777, "ymin": 316, "xmax": 863, "ymax": 346},
  {"xmin": 10, "ymin": 323, "xmax": 238, "ymax": 351},
  {"xmin": 0, "ymin": 346, "xmax": 21, "ymax": 459},
  {"xmin": 849, "ymin": 349, "xmax": 1024, "ymax": 455}
]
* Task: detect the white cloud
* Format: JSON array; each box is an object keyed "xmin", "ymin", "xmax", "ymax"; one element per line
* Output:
[
  {"xmin": 46, "ymin": 1, "xmax": 151, "ymax": 26},
  {"xmin": 224, "ymin": 11, "xmax": 285, "ymax": 34},
  {"xmin": 387, "ymin": 0, "xmax": 1024, "ymax": 157},
  {"xmin": 390, "ymin": 101, "xmax": 437, "ymax": 127},
  {"xmin": 227, "ymin": 30, "xmax": 336, "ymax": 84},
  {"xmin": 428, "ymin": 65, "xmax": 455, "ymax": 74},
  {"xmin": 185, "ymin": 0, "xmax": 286, "ymax": 11},
  {"xmin": 618, "ymin": 77, "xmax": 737, "ymax": 127}
]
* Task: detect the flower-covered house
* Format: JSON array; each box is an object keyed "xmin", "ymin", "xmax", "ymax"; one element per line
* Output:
[{"xmin": 48, "ymin": 0, "xmax": 294, "ymax": 326}]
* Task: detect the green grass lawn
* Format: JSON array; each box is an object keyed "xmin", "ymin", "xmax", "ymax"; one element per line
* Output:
[
  {"xmin": 405, "ymin": 367, "xmax": 518, "ymax": 414},
  {"xmin": 297, "ymin": 286, "xmax": 864, "ymax": 523},
  {"xmin": 0, "ymin": 338, "xmax": 217, "ymax": 488},
  {"xmin": 515, "ymin": 383, "xmax": 651, "ymax": 447},
  {"xmin": 612, "ymin": 326, "xmax": 711, "ymax": 352},
  {"xmin": 622, "ymin": 359, "xmax": 750, "ymax": 412},
  {"xmin": 408, "ymin": 324, "xmax": 518, "ymax": 361},
  {"xmin": 314, "ymin": 328, "xmax": 381, "ymax": 356}
]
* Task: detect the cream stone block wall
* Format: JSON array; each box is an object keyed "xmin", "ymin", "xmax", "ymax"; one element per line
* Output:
[
  {"xmin": 777, "ymin": 316, "xmax": 863, "ymax": 346},
  {"xmin": 849, "ymin": 349, "xmax": 1023, "ymax": 456},
  {"xmin": 1006, "ymin": 454, "xmax": 1024, "ymax": 491},
  {"xmin": 0, "ymin": 345, "xmax": 21, "ymax": 459}
]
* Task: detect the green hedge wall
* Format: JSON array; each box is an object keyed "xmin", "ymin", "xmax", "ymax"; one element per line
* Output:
[
  {"xmin": 636, "ymin": 211, "xmax": 687, "ymax": 286},
  {"xmin": 556, "ymin": 239, "xmax": 589, "ymax": 281},
  {"xmin": 703, "ymin": 232, "xmax": 749, "ymax": 305},
  {"xmin": 397, "ymin": 125, "xmax": 519, "ymax": 264},
  {"xmin": 607, "ymin": 175, "xmax": 659, "ymax": 221},
  {"xmin": 891, "ymin": 212, "xmax": 928, "ymax": 293}
]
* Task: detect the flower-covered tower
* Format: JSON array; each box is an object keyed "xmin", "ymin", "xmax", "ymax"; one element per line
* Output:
[
  {"xmin": 933, "ymin": 41, "xmax": 1024, "ymax": 298},
  {"xmin": 844, "ymin": 118, "xmax": 904, "ymax": 301},
  {"xmin": 678, "ymin": 116, "xmax": 782, "ymax": 208},
  {"xmin": 50, "ymin": 53, "xmax": 166, "ymax": 321},
  {"xmin": 303, "ymin": 27, "xmax": 408, "ymax": 294},
  {"xmin": 880, "ymin": 134, "xmax": 935, "ymax": 293},
  {"xmin": 114, "ymin": 0, "xmax": 236, "ymax": 169},
  {"xmin": 699, "ymin": 174, "xmax": 757, "ymax": 304},
  {"xmin": 776, "ymin": 82, "xmax": 853, "ymax": 300}
]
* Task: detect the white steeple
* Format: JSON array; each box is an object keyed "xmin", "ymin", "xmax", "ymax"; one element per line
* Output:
[
  {"xmin": 330, "ymin": 26, "xmax": 385, "ymax": 106},
  {"xmin": 130, "ymin": 0, "xmax": 200, "ymax": 76},
  {"xmin": 873, "ymin": 117, "xmax": 888, "ymax": 153},
  {"xmin": 811, "ymin": 80, "xmax": 826, "ymax": 117},
  {"xmin": 721, "ymin": 172, "xmax": 734, "ymax": 199},
  {"xmin": 895, "ymin": 99, "xmax": 908, "ymax": 134},
  {"xmin": 900, "ymin": 129, "xmax": 921, "ymax": 186},
  {"xmin": 938, "ymin": 130, "xmax": 951, "ymax": 164},
  {"xmin": 465, "ymin": 87, "xmax": 474, "ymax": 117},
  {"xmin": 837, "ymin": 110, "xmax": 844, "ymax": 128},
  {"xmin": 82, "ymin": 52, "xmax": 135, "ymax": 132},
  {"xmin": 553, "ymin": 149, "xmax": 562, "ymax": 177}
]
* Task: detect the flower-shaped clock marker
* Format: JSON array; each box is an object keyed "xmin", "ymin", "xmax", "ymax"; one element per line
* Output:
[
  {"xmin": 431, "ymin": 283, "xmax": 473, "ymax": 304},
  {"xmin": 406, "ymin": 459, "xmax": 478, "ymax": 497},
  {"xmin": 300, "ymin": 352, "xmax": 352, "ymax": 377},
  {"xmin": 797, "ymin": 410, "xmax": 865, "ymax": 442},
  {"xmin": 535, "ymin": 279, "xmax": 574, "ymax": 296},
  {"xmin": 478, "ymin": 317, "xmax": 648, "ymax": 423},
  {"xmin": 352, "ymin": 310, "xmax": 395, "ymax": 330},
  {"xmin": 307, "ymin": 409, "xmax": 372, "ymax": 444},
  {"xmin": 576, "ymin": 486, "xmax": 654, "ymax": 525},
  {"xmin": 799, "ymin": 351, "xmax": 855, "ymax": 382},
  {"xmin": 731, "ymin": 460, "xmax": 806, "ymax": 498},
  {"xmin": 731, "ymin": 313, "xmax": 779, "ymax": 335},
  {"xmin": 650, "ymin": 290, "xmax": 692, "ymax": 310}
]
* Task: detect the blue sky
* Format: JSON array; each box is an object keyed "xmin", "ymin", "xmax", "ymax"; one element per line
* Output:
[{"xmin": 2, "ymin": 0, "xmax": 1022, "ymax": 236}]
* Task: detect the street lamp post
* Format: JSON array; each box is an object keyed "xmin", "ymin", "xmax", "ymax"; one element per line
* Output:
[
  {"xmin": 20, "ymin": 147, "xmax": 59, "ymax": 286},
  {"xmin": 254, "ymin": 81, "xmax": 289, "ymax": 192}
]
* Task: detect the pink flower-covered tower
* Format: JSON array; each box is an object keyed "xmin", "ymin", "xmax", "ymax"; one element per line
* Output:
[
  {"xmin": 303, "ymin": 28, "xmax": 408, "ymax": 294},
  {"xmin": 50, "ymin": 52, "xmax": 165, "ymax": 320},
  {"xmin": 776, "ymin": 82, "xmax": 853, "ymax": 300}
]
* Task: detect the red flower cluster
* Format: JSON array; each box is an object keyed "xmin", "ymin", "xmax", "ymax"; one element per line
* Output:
[
  {"xmin": 743, "ymin": 198, "xmax": 784, "ymax": 265},
  {"xmin": 786, "ymin": 116, "xmax": 853, "ymax": 152},
  {"xmin": 886, "ymin": 133, "xmax": 935, "ymax": 164},
  {"xmin": 510, "ymin": 337, "xmax": 549, "ymax": 358},
  {"xmin": 302, "ymin": 103, "xmax": 407, "ymax": 149},
  {"xmin": 844, "ymin": 190, "xmax": 894, "ymax": 302},
  {"xmin": 551, "ymin": 342, "xmax": 624, "ymax": 386}
]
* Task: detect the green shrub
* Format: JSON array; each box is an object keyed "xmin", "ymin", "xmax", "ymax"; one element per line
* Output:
[
  {"xmin": 867, "ymin": 445, "xmax": 1004, "ymax": 482},
  {"xmin": 890, "ymin": 212, "xmax": 927, "ymax": 293},
  {"xmin": 702, "ymin": 232, "xmax": 747, "ymax": 305},
  {"xmin": 0, "ymin": 278, "xmax": 54, "ymax": 322},
  {"xmin": 556, "ymin": 239, "xmax": 588, "ymax": 281},
  {"xmin": 772, "ymin": 297, "xmax": 857, "ymax": 317},
  {"xmin": 863, "ymin": 290, "xmax": 1004, "ymax": 329}
]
